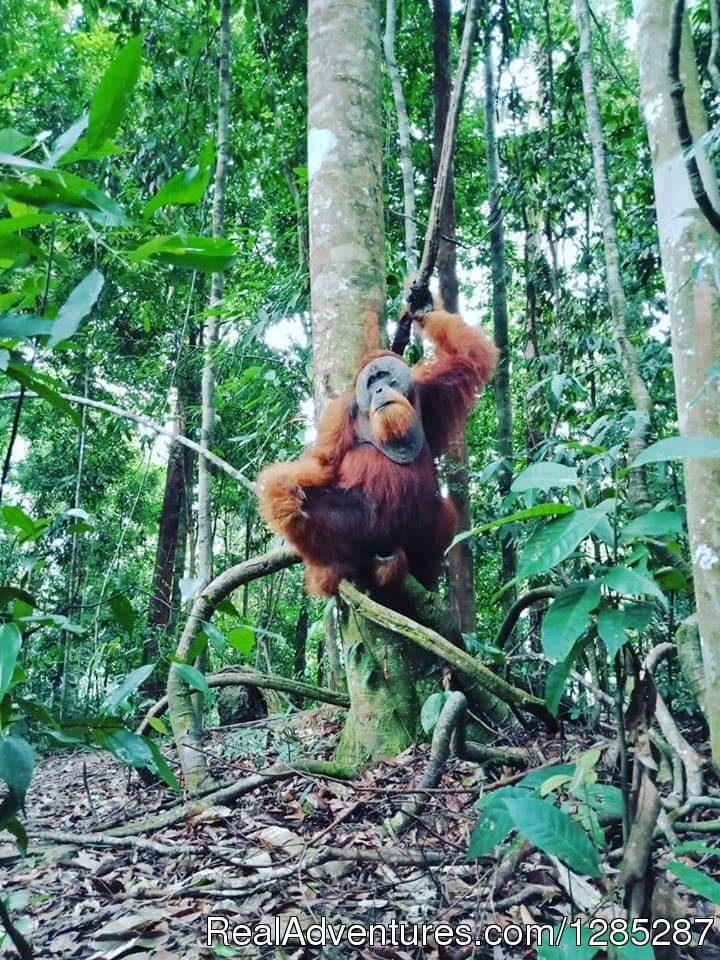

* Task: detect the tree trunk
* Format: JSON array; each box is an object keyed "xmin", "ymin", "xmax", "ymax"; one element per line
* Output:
[
  {"xmin": 169, "ymin": 0, "xmax": 232, "ymax": 793},
  {"xmin": 384, "ymin": 0, "xmax": 417, "ymax": 270},
  {"xmin": 633, "ymin": 0, "xmax": 720, "ymax": 765},
  {"xmin": 293, "ymin": 594, "xmax": 309, "ymax": 680},
  {"xmin": 482, "ymin": 15, "xmax": 515, "ymax": 602},
  {"xmin": 574, "ymin": 0, "xmax": 653, "ymax": 514},
  {"xmin": 307, "ymin": 0, "xmax": 385, "ymax": 414},
  {"xmin": 433, "ymin": 0, "xmax": 476, "ymax": 633},
  {"xmin": 309, "ymin": 0, "xmax": 418, "ymax": 764}
]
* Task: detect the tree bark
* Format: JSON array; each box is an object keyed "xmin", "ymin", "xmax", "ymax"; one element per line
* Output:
[
  {"xmin": 307, "ymin": 0, "xmax": 385, "ymax": 413},
  {"xmin": 433, "ymin": 0, "xmax": 476, "ymax": 633},
  {"xmin": 308, "ymin": 0, "xmax": 422, "ymax": 764},
  {"xmin": 293, "ymin": 593, "xmax": 309, "ymax": 680},
  {"xmin": 574, "ymin": 0, "xmax": 653, "ymax": 515},
  {"xmin": 634, "ymin": 0, "xmax": 720, "ymax": 765},
  {"xmin": 482, "ymin": 14, "xmax": 515, "ymax": 602}
]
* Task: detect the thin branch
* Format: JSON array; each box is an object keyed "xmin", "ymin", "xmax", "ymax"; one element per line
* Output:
[
  {"xmin": 668, "ymin": 0, "xmax": 720, "ymax": 235},
  {"xmin": 494, "ymin": 587, "xmax": 560, "ymax": 649},
  {"xmin": 0, "ymin": 391, "xmax": 255, "ymax": 493}
]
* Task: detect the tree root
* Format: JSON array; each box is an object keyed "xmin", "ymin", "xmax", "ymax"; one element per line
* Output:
[
  {"xmin": 385, "ymin": 691, "xmax": 527, "ymax": 835},
  {"xmin": 339, "ymin": 581, "xmax": 553, "ymax": 724},
  {"xmin": 138, "ymin": 669, "xmax": 348, "ymax": 735}
]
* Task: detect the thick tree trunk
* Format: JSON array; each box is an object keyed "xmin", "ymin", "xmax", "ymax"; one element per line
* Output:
[
  {"xmin": 482, "ymin": 18, "xmax": 515, "ymax": 602},
  {"xmin": 307, "ymin": 0, "xmax": 385, "ymax": 414},
  {"xmin": 434, "ymin": 0, "xmax": 476, "ymax": 634},
  {"xmin": 309, "ymin": 0, "xmax": 419, "ymax": 763},
  {"xmin": 574, "ymin": 0, "xmax": 653, "ymax": 514},
  {"xmin": 634, "ymin": 0, "xmax": 720, "ymax": 765},
  {"xmin": 169, "ymin": 0, "xmax": 232, "ymax": 792}
]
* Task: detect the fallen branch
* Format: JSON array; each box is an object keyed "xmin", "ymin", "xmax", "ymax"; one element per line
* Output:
[
  {"xmin": 107, "ymin": 758, "xmax": 354, "ymax": 837},
  {"xmin": 138, "ymin": 669, "xmax": 348, "ymax": 735},
  {"xmin": 338, "ymin": 581, "xmax": 552, "ymax": 723}
]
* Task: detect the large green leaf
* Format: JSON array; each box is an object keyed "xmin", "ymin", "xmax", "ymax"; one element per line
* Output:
[
  {"xmin": 0, "ymin": 168, "xmax": 127, "ymax": 226},
  {"xmin": 173, "ymin": 662, "xmax": 209, "ymax": 693},
  {"xmin": 0, "ymin": 313, "xmax": 53, "ymax": 339},
  {"xmin": 502, "ymin": 796, "xmax": 602, "ymax": 877},
  {"xmin": 667, "ymin": 861, "xmax": 720, "ymax": 904},
  {"xmin": 597, "ymin": 607, "xmax": 628, "ymax": 657},
  {"xmin": 420, "ymin": 691, "xmax": 447, "ymax": 734},
  {"xmin": 70, "ymin": 36, "xmax": 143, "ymax": 159},
  {"xmin": 468, "ymin": 787, "xmax": 529, "ymax": 859},
  {"xmin": 619, "ymin": 510, "xmax": 684, "ymax": 542},
  {"xmin": 109, "ymin": 592, "xmax": 135, "ymax": 636},
  {"xmin": 0, "ymin": 128, "xmax": 33, "ymax": 154},
  {"xmin": 603, "ymin": 565, "xmax": 667, "ymax": 608},
  {"xmin": 130, "ymin": 234, "xmax": 237, "ymax": 272},
  {"xmin": 101, "ymin": 664, "xmax": 155, "ymax": 714},
  {"xmin": 0, "ymin": 622, "xmax": 22, "ymax": 702},
  {"xmin": 544, "ymin": 639, "xmax": 586, "ymax": 715},
  {"xmin": 0, "ymin": 734, "xmax": 34, "ymax": 798},
  {"xmin": 144, "ymin": 141, "xmax": 215, "ymax": 220},
  {"xmin": 633, "ymin": 436, "xmax": 720, "ymax": 465},
  {"xmin": 48, "ymin": 269, "xmax": 104, "ymax": 347},
  {"xmin": 542, "ymin": 581, "xmax": 601, "ymax": 660},
  {"xmin": 449, "ymin": 503, "xmax": 574, "ymax": 547},
  {"xmin": 511, "ymin": 462, "xmax": 578, "ymax": 493},
  {"xmin": 537, "ymin": 924, "xmax": 600, "ymax": 960},
  {"xmin": 227, "ymin": 625, "xmax": 255, "ymax": 657},
  {"xmin": 4, "ymin": 362, "xmax": 80, "ymax": 424},
  {"xmin": 0, "ymin": 213, "xmax": 55, "ymax": 235},
  {"xmin": 518, "ymin": 505, "xmax": 610, "ymax": 578}
]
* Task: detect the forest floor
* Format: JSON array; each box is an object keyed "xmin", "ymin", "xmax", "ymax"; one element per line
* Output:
[{"xmin": 2, "ymin": 708, "xmax": 718, "ymax": 960}]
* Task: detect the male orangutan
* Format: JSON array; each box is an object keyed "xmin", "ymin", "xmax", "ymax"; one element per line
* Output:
[{"xmin": 257, "ymin": 297, "xmax": 498, "ymax": 596}]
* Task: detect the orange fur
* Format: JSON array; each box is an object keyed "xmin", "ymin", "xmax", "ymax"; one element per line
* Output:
[
  {"xmin": 256, "ymin": 304, "xmax": 497, "ymax": 597},
  {"xmin": 368, "ymin": 391, "xmax": 416, "ymax": 443}
]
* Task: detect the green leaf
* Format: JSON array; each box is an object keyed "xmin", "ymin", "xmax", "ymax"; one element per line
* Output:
[
  {"xmin": 5, "ymin": 362, "xmax": 78, "ymax": 425},
  {"xmin": 48, "ymin": 269, "xmax": 104, "ymax": 347},
  {"xmin": 542, "ymin": 581, "xmax": 601, "ymax": 660},
  {"xmin": 84, "ymin": 36, "xmax": 143, "ymax": 154},
  {"xmin": 129, "ymin": 234, "xmax": 237, "ymax": 272},
  {"xmin": 511, "ymin": 462, "xmax": 578, "ymax": 493},
  {"xmin": 144, "ymin": 141, "xmax": 215, "ymax": 220},
  {"xmin": 173, "ymin": 662, "xmax": 209, "ymax": 693},
  {"xmin": 502, "ymin": 796, "xmax": 602, "ymax": 877},
  {"xmin": 0, "ymin": 168, "xmax": 127, "ymax": 226},
  {"xmin": 145, "ymin": 738, "xmax": 180, "ymax": 792},
  {"xmin": 450, "ymin": 503, "xmax": 575, "ymax": 547},
  {"xmin": 0, "ymin": 622, "xmax": 22, "ymax": 702},
  {"xmin": 0, "ymin": 587, "xmax": 35, "ymax": 608},
  {"xmin": 3, "ymin": 817, "xmax": 28, "ymax": 854},
  {"xmin": 420, "ymin": 691, "xmax": 447, "ymax": 734},
  {"xmin": 101, "ymin": 664, "xmax": 154, "ymax": 714},
  {"xmin": 619, "ymin": 511, "xmax": 684, "ymax": 542},
  {"xmin": 98, "ymin": 728, "xmax": 154, "ymax": 769},
  {"xmin": 667, "ymin": 860, "xmax": 720, "ymax": 904},
  {"xmin": 519, "ymin": 505, "xmax": 611, "ymax": 578},
  {"xmin": 603, "ymin": 566, "xmax": 667, "ymax": 608},
  {"xmin": 0, "ymin": 313, "xmax": 53, "ymax": 338},
  {"xmin": 148, "ymin": 716, "xmax": 169, "ymax": 735},
  {"xmin": 519, "ymin": 764, "xmax": 576, "ymax": 790},
  {"xmin": 597, "ymin": 607, "xmax": 628, "ymax": 657},
  {"xmin": 633, "ymin": 435, "xmax": 720, "ymax": 466},
  {"xmin": 575, "ymin": 783, "xmax": 624, "ymax": 818},
  {"xmin": 2, "ymin": 505, "xmax": 37, "ymax": 538},
  {"xmin": 228, "ymin": 626, "xmax": 255, "ymax": 656},
  {"xmin": 0, "ymin": 128, "xmax": 32, "ymax": 154},
  {"xmin": 0, "ymin": 213, "xmax": 55, "ymax": 235},
  {"xmin": 50, "ymin": 114, "xmax": 89, "ymax": 164},
  {"xmin": 0, "ymin": 734, "xmax": 34, "ymax": 798},
  {"xmin": 109, "ymin": 593, "xmax": 134, "ymax": 636},
  {"xmin": 468, "ymin": 787, "xmax": 529, "ymax": 859}
]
